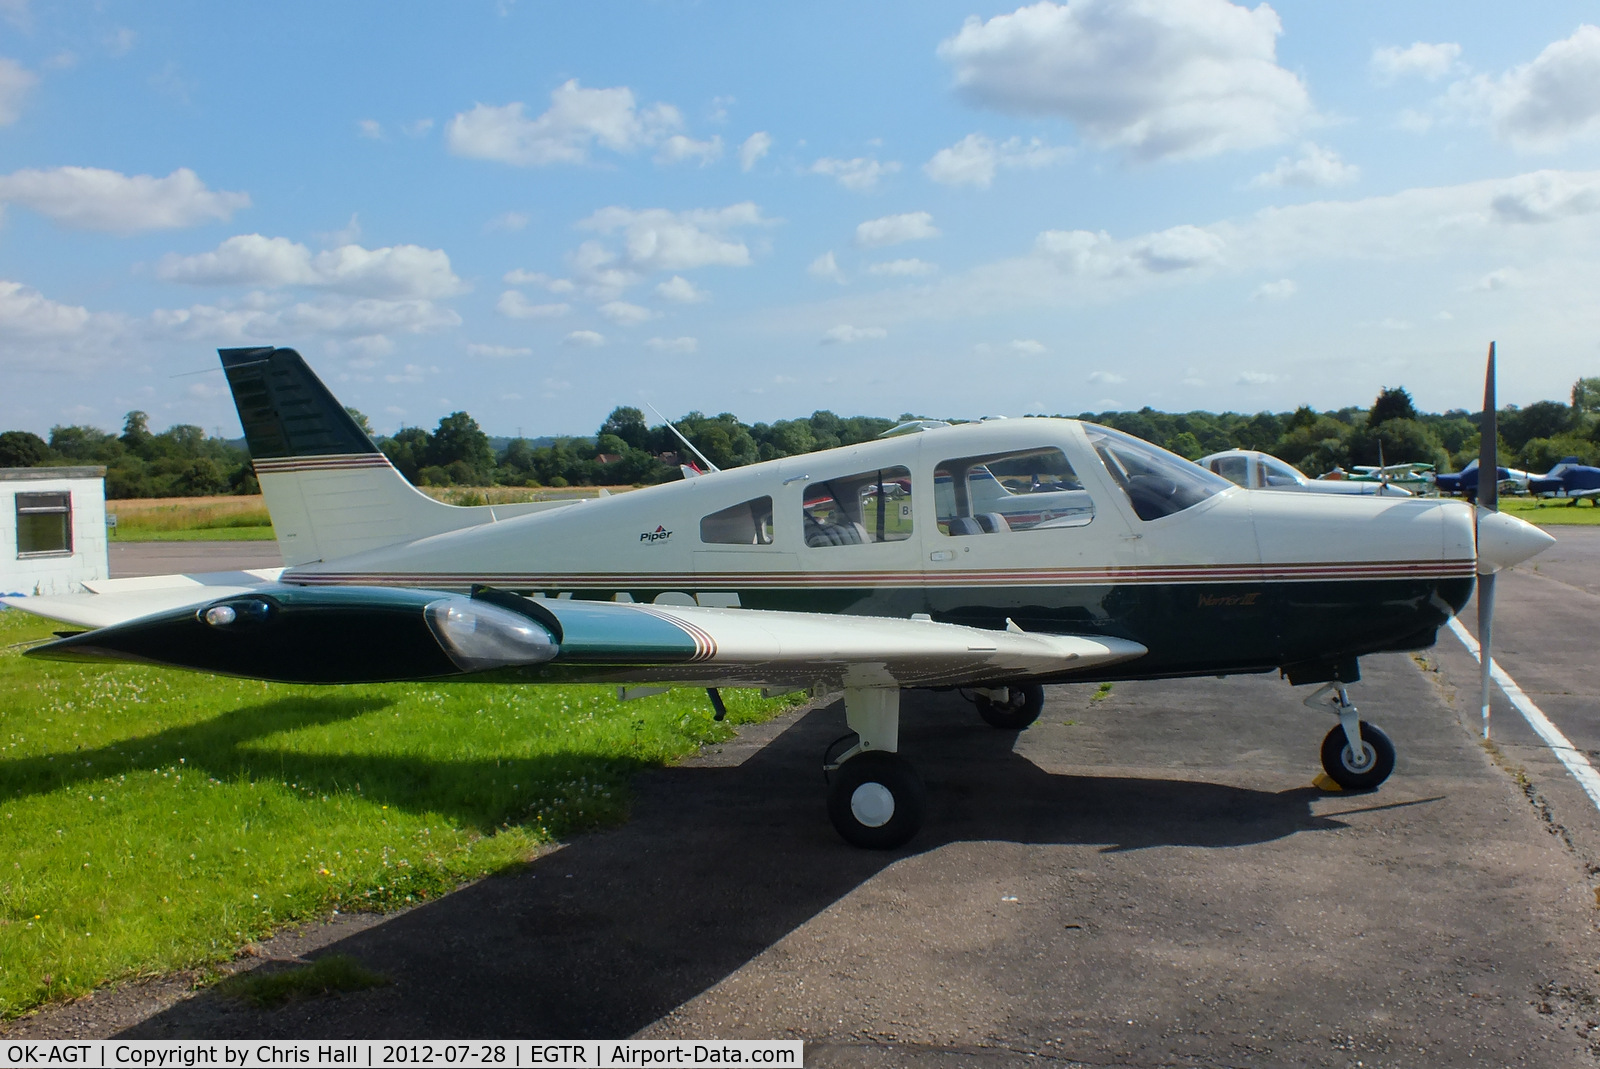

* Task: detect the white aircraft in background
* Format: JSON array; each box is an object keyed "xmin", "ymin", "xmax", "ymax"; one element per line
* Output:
[
  {"xmin": 1199, "ymin": 450, "xmax": 1414, "ymax": 497},
  {"xmin": 6, "ymin": 346, "xmax": 1552, "ymax": 848}
]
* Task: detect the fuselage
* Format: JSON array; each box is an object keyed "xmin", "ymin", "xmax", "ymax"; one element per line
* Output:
[{"xmin": 281, "ymin": 419, "xmax": 1478, "ymax": 685}]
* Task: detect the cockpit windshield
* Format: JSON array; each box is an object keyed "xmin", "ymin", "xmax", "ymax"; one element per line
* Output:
[{"xmin": 1084, "ymin": 425, "xmax": 1232, "ymax": 521}]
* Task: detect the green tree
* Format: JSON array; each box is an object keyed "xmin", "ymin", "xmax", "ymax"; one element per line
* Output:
[
  {"xmin": 49, "ymin": 425, "xmax": 123, "ymax": 462},
  {"xmin": 599, "ymin": 406, "xmax": 649, "ymax": 450},
  {"xmin": 427, "ymin": 412, "xmax": 493, "ymax": 481},
  {"xmin": 1164, "ymin": 431, "xmax": 1204, "ymax": 460},
  {"xmin": 120, "ymin": 411, "xmax": 153, "ymax": 457},
  {"xmin": 345, "ymin": 406, "xmax": 375, "ymax": 436},
  {"xmin": 1573, "ymin": 377, "xmax": 1600, "ymax": 416},
  {"xmin": 1368, "ymin": 387, "xmax": 1418, "ymax": 427},
  {"xmin": 380, "ymin": 427, "xmax": 432, "ymax": 482},
  {"xmin": 1500, "ymin": 401, "xmax": 1570, "ymax": 450},
  {"xmin": 0, "ymin": 430, "xmax": 49, "ymax": 467}
]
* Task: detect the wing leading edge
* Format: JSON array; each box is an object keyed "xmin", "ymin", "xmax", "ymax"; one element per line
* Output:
[{"xmin": 26, "ymin": 584, "xmax": 1147, "ymax": 689}]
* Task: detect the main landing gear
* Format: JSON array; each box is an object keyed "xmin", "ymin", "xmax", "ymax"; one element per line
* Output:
[
  {"xmin": 965, "ymin": 683, "xmax": 1045, "ymax": 730},
  {"xmin": 824, "ymin": 687, "xmax": 927, "ymax": 849},
  {"xmin": 1305, "ymin": 682, "xmax": 1396, "ymax": 791}
]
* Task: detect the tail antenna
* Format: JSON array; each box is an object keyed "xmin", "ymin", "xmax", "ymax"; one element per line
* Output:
[{"xmin": 645, "ymin": 402, "xmax": 722, "ymax": 475}]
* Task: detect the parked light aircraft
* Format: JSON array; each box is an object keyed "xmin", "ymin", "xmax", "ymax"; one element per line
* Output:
[
  {"xmin": 6, "ymin": 346, "xmax": 1555, "ymax": 848},
  {"xmin": 1528, "ymin": 457, "xmax": 1600, "ymax": 504},
  {"xmin": 1199, "ymin": 450, "xmax": 1413, "ymax": 497}
]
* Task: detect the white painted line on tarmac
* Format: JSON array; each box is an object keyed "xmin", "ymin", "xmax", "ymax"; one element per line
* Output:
[{"xmin": 1448, "ymin": 617, "xmax": 1600, "ymax": 814}]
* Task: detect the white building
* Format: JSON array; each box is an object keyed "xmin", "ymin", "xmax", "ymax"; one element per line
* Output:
[{"xmin": 0, "ymin": 466, "xmax": 109, "ymax": 597}]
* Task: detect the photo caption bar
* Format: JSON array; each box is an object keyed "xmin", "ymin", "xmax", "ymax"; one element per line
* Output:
[{"xmin": 0, "ymin": 1041, "xmax": 802, "ymax": 1069}]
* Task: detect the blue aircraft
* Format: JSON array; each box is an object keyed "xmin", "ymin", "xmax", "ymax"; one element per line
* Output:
[
  {"xmin": 1435, "ymin": 459, "xmax": 1514, "ymax": 501},
  {"xmin": 1528, "ymin": 457, "xmax": 1600, "ymax": 504}
]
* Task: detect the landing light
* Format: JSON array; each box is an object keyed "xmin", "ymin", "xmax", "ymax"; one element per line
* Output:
[{"xmin": 424, "ymin": 597, "xmax": 559, "ymax": 671}]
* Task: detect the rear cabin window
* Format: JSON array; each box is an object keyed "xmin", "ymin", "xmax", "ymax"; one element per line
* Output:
[
  {"xmin": 16, "ymin": 491, "xmax": 72, "ymax": 557},
  {"xmin": 700, "ymin": 496, "xmax": 774, "ymax": 545},
  {"xmin": 801, "ymin": 468, "xmax": 912, "ymax": 547},
  {"xmin": 1259, "ymin": 455, "xmax": 1304, "ymax": 487},
  {"xmin": 1087, "ymin": 425, "xmax": 1231, "ymax": 521},
  {"xmin": 934, "ymin": 447, "xmax": 1093, "ymax": 535}
]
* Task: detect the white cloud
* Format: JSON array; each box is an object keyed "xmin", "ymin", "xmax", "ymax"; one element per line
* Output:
[
  {"xmin": 811, "ymin": 156, "xmax": 900, "ymax": 191},
  {"xmin": 1465, "ymin": 25, "xmax": 1600, "ymax": 150},
  {"xmin": 1236, "ymin": 370, "xmax": 1279, "ymax": 384},
  {"xmin": 1129, "ymin": 224, "xmax": 1226, "ymax": 272},
  {"xmin": 656, "ymin": 133, "xmax": 722, "ymax": 166},
  {"xmin": 1087, "ymin": 369, "xmax": 1124, "ymax": 383},
  {"xmin": 937, "ymin": 0, "xmax": 1313, "ymax": 162},
  {"xmin": 1251, "ymin": 278, "xmax": 1296, "ymax": 301},
  {"xmin": 1488, "ymin": 170, "xmax": 1600, "ymax": 223},
  {"xmin": 809, "ymin": 251, "xmax": 846, "ymax": 284},
  {"xmin": 739, "ymin": 131, "xmax": 773, "ymax": 171},
  {"xmin": 563, "ymin": 329, "xmax": 605, "ymax": 347},
  {"xmin": 357, "ymin": 119, "xmax": 383, "ymax": 139},
  {"xmin": 1011, "ymin": 338, "xmax": 1046, "ymax": 354},
  {"xmin": 496, "ymin": 291, "xmax": 571, "ymax": 319},
  {"xmin": 466, "ymin": 343, "xmax": 533, "ymax": 358},
  {"xmin": 385, "ymin": 364, "xmax": 427, "ymax": 384},
  {"xmin": 0, "ymin": 57, "xmax": 37, "ymax": 125},
  {"xmin": 157, "ymin": 235, "xmax": 464, "ymax": 299},
  {"xmin": 1472, "ymin": 267, "xmax": 1522, "ymax": 291},
  {"xmin": 0, "ymin": 279, "xmax": 91, "ymax": 336},
  {"xmin": 1378, "ymin": 318, "xmax": 1412, "ymax": 331},
  {"xmin": 575, "ymin": 202, "xmax": 769, "ymax": 275},
  {"xmin": 599, "ymin": 300, "xmax": 656, "ymax": 325},
  {"xmin": 446, "ymin": 80, "xmax": 685, "ymax": 166},
  {"xmin": 856, "ymin": 211, "xmax": 940, "ymax": 248},
  {"xmin": 1249, "ymin": 143, "xmax": 1359, "ymax": 188},
  {"xmin": 923, "ymin": 132, "xmax": 1068, "ymax": 188},
  {"xmin": 404, "ymin": 118, "xmax": 434, "ymax": 137},
  {"xmin": 867, "ymin": 258, "xmax": 937, "ymax": 276},
  {"xmin": 1371, "ymin": 42, "xmax": 1461, "ymax": 84},
  {"xmin": 821, "ymin": 324, "xmax": 887, "ymax": 344},
  {"xmin": 646, "ymin": 336, "xmax": 698, "ymax": 354},
  {"xmin": 656, "ymin": 275, "xmax": 708, "ymax": 302},
  {"xmin": 503, "ymin": 269, "xmax": 575, "ymax": 293},
  {"xmin": 486, "ymin": 211, "xmax": 530, "ymax": 232},
  {"xmin": 0, "ymin": 167, "xmax": 250, "ymax": 233},
  {"xmin": 153, "ymin": 296, "xmax": 460, "ymax": 342}
]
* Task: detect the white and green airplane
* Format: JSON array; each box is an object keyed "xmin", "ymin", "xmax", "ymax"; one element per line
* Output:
[{"xmin": 5, "ymin": 345, "xmax": 1553, "ymax": 848}]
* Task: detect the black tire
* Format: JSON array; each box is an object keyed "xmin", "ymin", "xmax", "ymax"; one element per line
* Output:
[
  {"xmin": 1320, "ymin": 722, "xmax": 1396, "ymax": 791},
  {"xmin": 974, "ymin": 683, "xmax": 1045, "ymax": 730},
  {"xmin": 826, "ymin": 751, "xmax": 926, "ymax": 849}
]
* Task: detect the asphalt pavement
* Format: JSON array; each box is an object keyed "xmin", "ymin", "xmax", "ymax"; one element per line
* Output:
[
  {"xmin": 10, "ymin": 533, "xmax": 1600, "ymax": 1066},
  {"xmin": 108, "ymin": 540, "xmax": 282, "ymax": 578}
]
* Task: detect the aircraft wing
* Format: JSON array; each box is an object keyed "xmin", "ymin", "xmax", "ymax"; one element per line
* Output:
[
  {"xmin": 2, "ymin": 569, "xmax": 286, "ymax": 629},
  {"xmin": 24, "ymin": 584, "xmax": 1147, "ymax": 690}
]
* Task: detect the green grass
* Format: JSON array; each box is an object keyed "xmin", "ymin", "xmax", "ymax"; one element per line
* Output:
[
  {"xmin": 111, "ymin": 526, "xmax": 277, "ymax": 542},
  {"xmin": 1501, "ymin": 497, "xmax": 1600, "ymax": 526},
  {"xmin": 215, "ymin": 954, "xmax": 388, "ymax": 1007},
  {"xmin": 0, "ymin": 608, "xmax": 801, "ymax": 1020}
]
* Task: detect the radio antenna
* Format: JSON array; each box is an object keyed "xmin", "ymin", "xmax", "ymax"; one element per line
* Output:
[{"xmin": 645, "ymin": 402, "xmax": 722, "ymax": 474}]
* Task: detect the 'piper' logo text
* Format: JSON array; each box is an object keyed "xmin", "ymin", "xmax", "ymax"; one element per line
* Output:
[{"xmin": 640, "ymin": 525, "xmax": 673, "ymax": 543}]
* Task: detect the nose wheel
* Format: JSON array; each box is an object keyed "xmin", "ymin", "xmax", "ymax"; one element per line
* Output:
[{"xmin": 1320, "ymin": 721, "xmax": 1395, "ymax": 791}]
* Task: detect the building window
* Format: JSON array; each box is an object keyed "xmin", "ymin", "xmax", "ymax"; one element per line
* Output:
[
  {"xmin": 802, "ymin": 468, "xmax": 912, "ymax": 547},
  {"xmin": 701, "ymin": 496, "xmax": 774, "ymax": 545},
  {"xmin": 16, "ymin": 491, "xmax": 73, "ymax": 557}
]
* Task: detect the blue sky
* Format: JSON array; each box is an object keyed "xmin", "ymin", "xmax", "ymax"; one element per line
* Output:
[{"xmin": 3, "ymin": 0, "xmax": 1600, "ymax": 438}]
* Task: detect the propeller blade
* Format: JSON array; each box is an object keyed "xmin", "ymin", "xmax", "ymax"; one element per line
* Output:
[
  {"xmin": 1478, "ymin": 341, "xmax": 1498, "ymax": 513},
  {"xmin": 1476, "ymin": 341, "xmax": 1498, "ymax": 738},
  {"xmin": 1477, "ymin": 571, "xmax": 1496, "ymax": 739}
]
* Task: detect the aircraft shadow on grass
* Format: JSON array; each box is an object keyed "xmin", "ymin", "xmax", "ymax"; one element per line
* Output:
[{"xmin": 100, "ymin": 690, "xmax": 1397, "ymax": 1041}]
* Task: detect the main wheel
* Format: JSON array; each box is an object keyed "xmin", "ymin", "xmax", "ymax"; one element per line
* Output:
[
  {"xmin": 1320, "ymin": 722, "xmax": 1396, "ymax": 791},
  {"xmin": 974, "ymin": 683, "xmax": 1045, "ymax": 730},
  {"xmin": 827, "ymin": 751, "xmax": 926, "ymax": 849}
]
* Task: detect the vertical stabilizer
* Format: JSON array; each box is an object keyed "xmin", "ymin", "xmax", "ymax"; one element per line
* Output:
[{"xmin": 220, "ymin": 347, "xmax": 556, "ymax": 566}]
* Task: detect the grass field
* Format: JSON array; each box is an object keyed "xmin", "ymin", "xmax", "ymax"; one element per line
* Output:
[
  {"xmin": 1501, "ymin": 496, "xmax": 1600, "ymax": 525},
  {"xmin": 0, "ymin": 608, "xmax": 801, "ymax": 1020}
]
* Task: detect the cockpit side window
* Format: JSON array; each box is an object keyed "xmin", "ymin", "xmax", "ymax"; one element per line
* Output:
[
  {"xmin": 700, "ymin": 496, "xmax": 774, "ymax": 545},
  {"xmin": 1259, "ymin": 455, "xmax": 1304, "ymax": 487},
  {"xmin": 934, "ymin": 447, "xmax": 1093, "ymax": 535},
  {"xmin": 1086, "ymin": 425, "xmax": 1231, "ymax": 521},
  {"xmin": 801, "ymin": 467, "xmax": 912, "ymax": 547},
  {"xmin": 1209, "ymin": 454, "xmax": 1250, "ymax": 486}
]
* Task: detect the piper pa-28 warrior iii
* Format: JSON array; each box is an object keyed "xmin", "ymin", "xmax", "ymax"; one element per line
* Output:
[{"xmin": 7, "ymin": 345, "xmax": 1556, "ymax": 848}]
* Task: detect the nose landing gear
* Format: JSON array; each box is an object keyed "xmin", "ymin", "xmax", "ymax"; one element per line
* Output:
[{"xmin": 1305, "ymin": 682, "xmax": 1396, "ymax": 790}]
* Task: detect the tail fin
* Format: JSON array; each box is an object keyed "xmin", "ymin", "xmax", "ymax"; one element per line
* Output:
[{"xmin": 220, "ymin": 347, "xmax": 560, "ymax": 566}]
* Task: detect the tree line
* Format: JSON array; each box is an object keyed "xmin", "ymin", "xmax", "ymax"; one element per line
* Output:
[{"xmin": 3, "ymin": 378, "xmax": 1597, "ymax": 499}]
